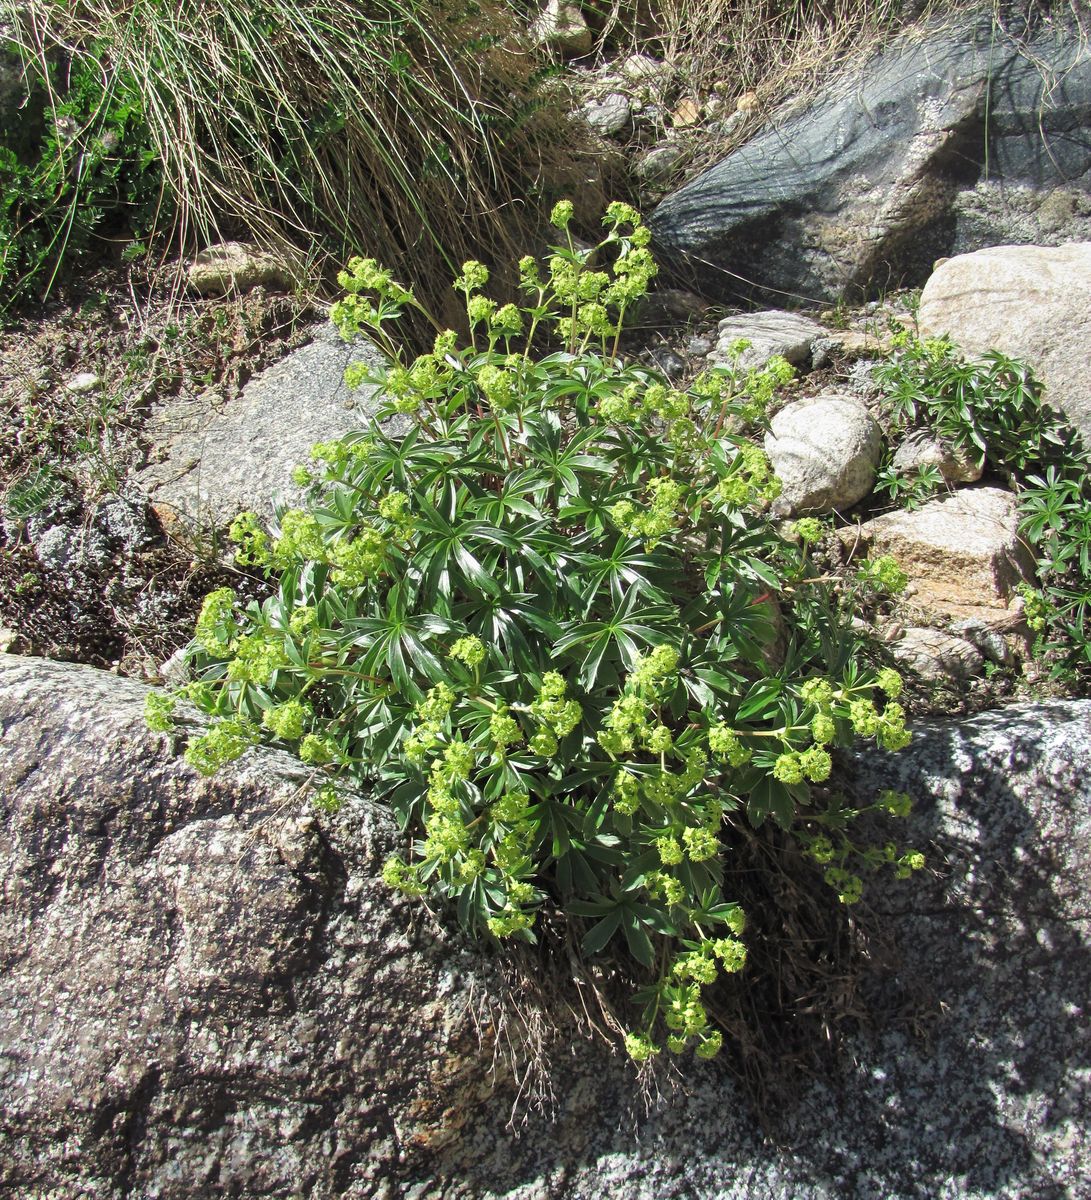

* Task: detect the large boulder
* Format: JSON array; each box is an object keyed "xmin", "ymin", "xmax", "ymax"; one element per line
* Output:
[
  {"xmin": 916, "ymin": 242, "xmax": 1091, "ymax": 445},
  {"xmin": 0, "ymin": 653, "xmax": 502, "ymax": 1197},
  {"xmin": 134, "ymin": 324, "xmax": 388, "ymax": 530},
  {"xmin": 650, "ymin": 12, "xmax": 1091, "ymax": 306},
  {"xmin": 2, "ymin": 654, "xmax": 1090, "ymax": 1197}
]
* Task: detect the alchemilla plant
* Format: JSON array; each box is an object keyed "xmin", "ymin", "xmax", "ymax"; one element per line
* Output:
[{"xmin": 148, "ymin": 202, "xmax": 921, "ymax": 1061}]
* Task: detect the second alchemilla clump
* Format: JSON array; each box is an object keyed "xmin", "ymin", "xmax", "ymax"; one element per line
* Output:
[{"xmin": 147, "ymin": 201, "xmax": 922, "ymax": 1060}]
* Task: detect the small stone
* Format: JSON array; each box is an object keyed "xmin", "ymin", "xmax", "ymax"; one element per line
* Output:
[
  {"xmin": 891, "ymin": 433, "xmax": 983, "ymax": 484},
  {"xmin": 765, "ymin": 394, "xmax": 883, "ymax": 514},
  {"xmin": 582, "ymin": 93, "xmax": 631, "ymax": 136},
  {"xmin": 710, "ymin": 310, "xmax": 829, "ymax": 373},
  {"xmin": 635, "ymin": 143, "xmax": 684, "ymax": 183},
  {"xmin": 891, "ymin": 626, "xmax": 985, "ymax": 682},
  {"xmin": 671, "ymin": 98, "xmax": 701, "ymax": 128},
  {"xmin": 618, "ymin": 54, "xmax": 673, "ymax": 88},
  {"xmin": 949, "ymin": 618, "xmax": 1017, "ymax": 665},
  {"xmin": 646, "ymin": 348, "xmax": 685, "ymax": 379},
  {"xmin": 529, "ymin": 0, "xmax": 591, "ymax": 58},
  {"xmin": 65, "ymin": 372, "xmax": 102, "ymax": 394},
  {"xmin": 188, "ymin": 241, "xmax": 301, "ymax": 297}
]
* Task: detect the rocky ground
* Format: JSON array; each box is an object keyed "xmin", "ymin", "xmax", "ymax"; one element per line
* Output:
[{"xmin": 0, "ymin": 264, "xmax": 315, "ymax": 672}]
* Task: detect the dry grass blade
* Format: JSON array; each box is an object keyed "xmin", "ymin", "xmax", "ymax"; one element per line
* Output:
[{"xmin": 4, "ymin": 0, "xmax": 617, "ymax": 335}]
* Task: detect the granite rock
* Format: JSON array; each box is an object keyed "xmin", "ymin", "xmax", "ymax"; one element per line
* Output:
[
  {"xmin": 848, "ymin": 485, "xmax": 1034, "ymax": 620},
  {"xmin": 134, "ymin": 323, "xmax": 388, "ymax": 530},
  {"xmin": 916, "ymin": 242, "xmax": 1091, "ymax": 444},
  {"xmin": 765, "ymin": 394, "xmax": 883, "ymax": 513},
  {"xmin": 1, "ymin": 655, "xmax": 1089, "ymax": 1197}
]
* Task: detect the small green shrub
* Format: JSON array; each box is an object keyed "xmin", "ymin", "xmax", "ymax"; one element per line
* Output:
[
  {"xmin": 874, "ymin": 335, "xmax": 1091, "ymax": 674},
  {"xmin": 154, "ymin": 204, "xmax": 920, "ymax": 1059},
  {"xmin": 0, "ymin": 28, "xmax": 162, "ymax": 307}
]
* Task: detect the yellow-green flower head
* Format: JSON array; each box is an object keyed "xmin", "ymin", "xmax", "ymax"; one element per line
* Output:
[
  {"xmin": 708, "ymin": 723, "xmax": 751, "ymax": 766},
  {"xmin": 794, "ymin": 517, "xmax": 824, "ymax": 544},
  {"xmin": 225, "ymin": 634, "xmax": 288, "ymax": 686},
  {"xmin": 467, "ymin": 295, "xmax": 497, "ymax": 326},
  {"xmin": 825, "ymin": 867, "xmax": 864, "ymax": 905},
  {"xmin": 772, "ymin": 752, "xmax": 804, "ymax": 785},
  {"xmin": 262, "ymin": 698, "xmax": 311, "ymax": 741},
  {"xmin": 489, "ymin": 707, "xmax": 523, "ymax": 750},
  {"xmin": 454, "ymin": 260, "xmax": 489, "ymax": 291},
  {"xmin": 875, "ymin": 667, "xmax": 903, "ymax": 698},
  {"xmin": 713, "ymin": 938, "xmax": 747, "ymax": 972},
  {"xmin": 288, "ymin": 606, "xmax": 316, "ymax": 637},
  {"xmin": 811, "ymin": 712, "xmax": 836, "ymax": 744},
  {"xmin": 656, "ymin": 836, "xmax": 684, "ymax": 866},
  {"xmin": 623, "ymin": 1031, "xmax": 659, "ymax": 1062},
  {"xmin": 492, "ymin": 790, "xmax": 530, "ymax": 823},
  {"xmin": 646, "ymin": 724, "xmax": 673, "ymax": 753},
  {"xmin": 330, "ymin": 527, "xmax": 387, "ymax": 587},
  {"xmin": 518, "ymin": 255, "xmax": 543, "ymax": 290},
  {"xmin": 682, "ymin": 825, "xmax": 720, "ymax": 862},
  {"xmin": 604, "ymin": 200, "xmax": 641, "ymax": 228},
  {"xmin": 194, "ymin": 587, "xmax": 238, "ymax": 656},
  {"xmin": 799, "ymin": 746, "xmax": 832, "ymax": 782},
  {"xmin": 849, "ymin": 698, "xmax": 881, "ymax": 738},
  {"xmin": 183, "ymin": 716, "xmax": 258, "ymax": 776},
  {"xmin": 416, "ymin": 682, "xmax": 455, "ymax": 724},
  {"xmin": 144, "ymin": 691, "xmax": 176, "ymax": 733},
  {"xmin": 806, "ymin": 833, "xmax": 836, "ymax": 864},
  {"xmin": 550, "ymin": 200, "xmax": 575, "ymax": 229},
  {"xmin": 489, "ymin": 303, "xmax": 524, "ymax": 338},
  {"xmin": 696, "ymin": 1030, "xmax": 724, "ymax": 1060},
  {"xmin": 530, "ymin": 728, "xmax": 558, "ymax": 757},
  {"xmin": 448, "ymin": 635, "xmax": 486, "ymax": 668},
  {"xmin": 476, "ymin": 364, "xmax": 518, "ymax": 411},
  {"xmin": 382, "ymin": 856, "xmax": 429, "ymax": 896},
  {"xmin": 300, "ymin": 733, "xmax": 340, "ymax": 765}
]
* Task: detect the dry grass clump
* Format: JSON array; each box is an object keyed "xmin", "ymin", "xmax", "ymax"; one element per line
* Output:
[{"xmin": 4, "ymin": 0, "xmax": 616, "ymax": 327}]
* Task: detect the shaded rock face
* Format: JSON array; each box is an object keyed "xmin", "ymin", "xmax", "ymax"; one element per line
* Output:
[
  {"xmin": 917, "ymin": 241, "xmax": 1091, "ymax": 444},
  {"xmin": 650, "ymin": 13, "xmax": 1091, "ymax": 306},
  {"xmin": 3, "ymin": 654, "xmax": 1090, "ymax": 1198},
  {"xmin": 134, "ymin": 325, "xmax": 388, "ymax": 530},
  {"xmin": 0, "ymin": 654, "xmax": 502, "ymax": 1198}
]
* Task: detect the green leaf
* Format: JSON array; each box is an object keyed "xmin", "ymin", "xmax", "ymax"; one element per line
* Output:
[{"xmin": 581, "ymin": 910, "xmax": 622, "ymax": 956}]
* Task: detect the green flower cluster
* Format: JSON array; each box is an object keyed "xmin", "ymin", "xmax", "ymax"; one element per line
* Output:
[
  {"xmin": 194, "ymin": 587, "xmax": 238, "ymax": 656},
  {"xmin": 184, "ymin": 716, "xmax": 259, "ymax": 776},
  {"xmin": 857, "ymin": 555, "xmax": 909, "ymax": 594},
  {"xmin": 610, "ymin": 477, "xmax": 686, "ymax": 549},
  {"xmin": 713, "ymin": 443, "xmax": 781, "ymax": 511}
]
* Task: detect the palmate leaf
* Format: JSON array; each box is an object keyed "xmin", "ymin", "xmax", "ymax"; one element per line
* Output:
[{"xmin": 555, "ymin": 589, "xmax": 678, "ymax": 688}]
